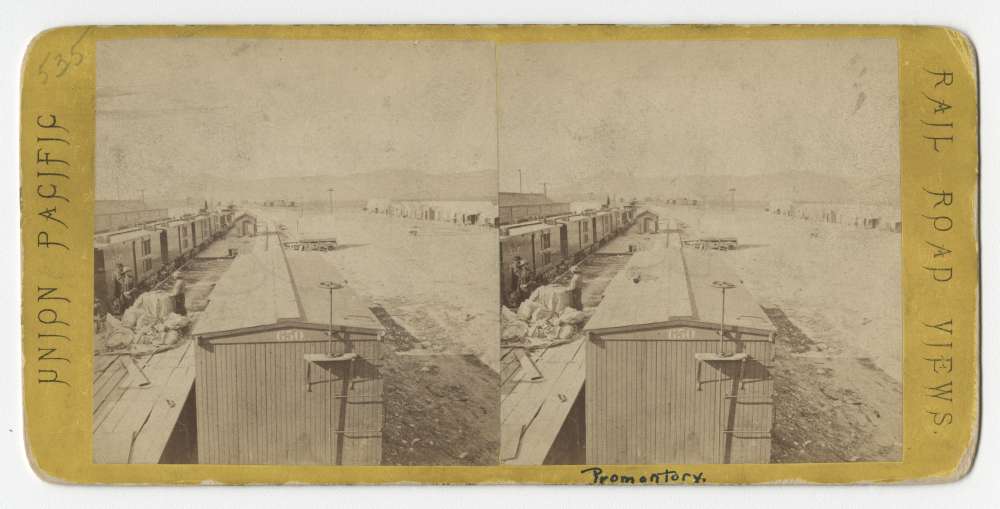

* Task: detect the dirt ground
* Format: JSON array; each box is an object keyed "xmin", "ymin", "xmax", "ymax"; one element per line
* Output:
[
  {"xmin": 376, "ymin": 306, "xmax": 498, "ymax": 465},
  {"xmin": 261, "ymin": 206, "xmax": 499, "ymax": 370},
  {"xmin": 659, "ymin": 205, "xmax": 902, "ymax": 381},
  {"xmin": 657, "ymin": 204, "xmax": 903, "ymax": 462}
]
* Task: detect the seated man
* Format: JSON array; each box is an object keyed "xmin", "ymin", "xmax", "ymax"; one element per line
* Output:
[{"xmin": 170, "ymin": 272, "xmax": 187, "ymax": 315}]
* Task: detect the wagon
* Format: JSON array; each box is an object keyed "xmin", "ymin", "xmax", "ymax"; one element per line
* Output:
[
  {"xmin": 286, "ymin": 235, "xmax": 339, "ymax": 251},
  {"xmin": 684, "ymin": 236, "xmax": 739, "ymax": 251}
]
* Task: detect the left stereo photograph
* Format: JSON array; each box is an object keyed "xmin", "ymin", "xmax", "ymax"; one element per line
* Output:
[{"xmin": 91, "ymin": 38, "xmax": 501, "ymax": 466}]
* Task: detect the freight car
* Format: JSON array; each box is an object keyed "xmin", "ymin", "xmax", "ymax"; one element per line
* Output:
[
  {"xmin": 193, "ymin": 213, "xmax": 212, "ymax": 248},
  {"xmin": 555, "ymin": 215, "xmax": 595, "ymax": 261},
  {"xmin": 163, "ymin": 218, "xmax": 197, "ymax": 261},
  {"xmin": 94, "ymin": 226, "xmax": 168, "ymax": 315},
  {"xmin": 499, "ymin": 222, "xmax": 565, "ymax": 304},
  {"xmin": 499, "ymin": 207, "xmax": 633, "ymax": 306},
  {"xmin": 94, "ymin": 211, "xmax": 235, "ymax": 315}
]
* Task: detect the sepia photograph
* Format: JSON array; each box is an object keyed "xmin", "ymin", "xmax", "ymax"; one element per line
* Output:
[
  {"xmin": 91, "ymin": 38, "xmax": 501, "ymax": 466},
  {"xmin": 498, "ymin": 39, "xmax": 902, "ymax": 465},
  {"xmin": 89, "ymin": 34, "xmax": 904, "ymax": 468}
]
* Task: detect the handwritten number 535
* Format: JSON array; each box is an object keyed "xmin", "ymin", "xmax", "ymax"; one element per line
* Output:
[{"xmin": 37, "ymin": 28, "xmax": 90, "ymax": 84}]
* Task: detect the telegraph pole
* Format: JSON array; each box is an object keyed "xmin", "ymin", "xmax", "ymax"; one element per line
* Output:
[
  {"xmin": 319, "ymin": 280, "xmax": 345, "ymax": 350},
  {"xmin": 540, "ymin": 181, "xmax": 549, "ymax": 197},
  {"xmin": 728, "ymin": 187, "xmax": 736, "ymax": 212},
  {"xmin": 139, "ymin": 188, "xmax": 145, "ymax": 204},
  {"xmin": 711, "ymin": 280, "xmax": 736, "ymax": 355},
  {"xmin": 518, "ymin": 170, "xmax": 524, "ymax": 193},
  {"xmin": 327, "ymin": 188, "xmax": 334, "ymax": 215}
]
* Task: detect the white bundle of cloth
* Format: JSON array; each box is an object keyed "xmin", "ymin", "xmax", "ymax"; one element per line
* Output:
[{"xmin": 99, "ymin": 290, "xmax": 190, "ymax": 352}]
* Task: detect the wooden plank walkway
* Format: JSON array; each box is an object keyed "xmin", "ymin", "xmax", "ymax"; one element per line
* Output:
[
  {"xmin": 92, "ymin": 339, "xmax": 196, "ymax": 464},
  {"xmin": 499, "ymin": 337, "xmax": 587, "ymax": 465},
  {"xmin": 499, "ymin": 233, "xmax": 638, "ymax": 465}
]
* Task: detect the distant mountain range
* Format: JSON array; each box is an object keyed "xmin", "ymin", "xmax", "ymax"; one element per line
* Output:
[
  {"xmin": 544, "ymin": 171, "xmax": 900, "ymax": 206},
  {"xmin": 150, "ymin": 169, "xmax": 498, "ymax": 204},
  {"xmin": 143, "ymin": 168, "xmax": 897, "ymax": 206}
]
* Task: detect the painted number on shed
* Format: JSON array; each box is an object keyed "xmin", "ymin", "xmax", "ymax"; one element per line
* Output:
[
  {"xmin": 275, "ymin": 330, "xmax": 304, "ymax": 342},
  {"xmin": 664, "ymin": 328, "xmax": 697, "ymax": 340}
]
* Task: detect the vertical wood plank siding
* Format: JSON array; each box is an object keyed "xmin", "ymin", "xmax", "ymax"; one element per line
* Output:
[
  {"xmin": 586, "ymin": 330, "xmax": 773, "ymax": 464},
  {"xmin": 196, "ymin": 328, "xmax": 382, "ymax": 465}
]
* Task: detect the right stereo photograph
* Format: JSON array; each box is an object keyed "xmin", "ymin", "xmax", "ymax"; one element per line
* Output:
[{"xmin": 497, "ymin": 38, "xmax": 902, "ymax": 466}]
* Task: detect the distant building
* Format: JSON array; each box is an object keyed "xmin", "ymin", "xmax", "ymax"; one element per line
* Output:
[
  {"xmin": 634, "ymin": 209, "xmax": 661, "ymax": 234},
  {"xmin": 766, "ymin": 200, "xmax": 795, "ymax": 216},
  {"xmin": 95, "ymin": 200, "xmax": 169, "ymax": 233},
  {"xmin": 570, "ymin": 201, "xmax": 603, "ymax": 214},
  {"xmin": 663, "ymin": 197, "xmax": 700, "ymax": 206},
  {"xmin": 498, "ymin": 192, "xmax": 570, "ymax": 226},
  {"xmin": 365, "ymin": 198, "xmax": 497, "ymax": 227},
  {"xmin": 767, "ymin": 200, "xmax": 901, "ymax": 233}
]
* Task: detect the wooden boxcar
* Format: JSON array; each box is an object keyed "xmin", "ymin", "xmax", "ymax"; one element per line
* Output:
[
  {"xmin": 593, "ymin": 210, "xmax": 613, "ymax": 244},
  {"xmin": 192, "ymin": 239, "xmax": 384, "ymax": 465},
  {"xmin": 556, "ymin": 215, "xmax": 593, "ymax": 260},
  {"xmin": 94, "ymin": 227, "xmax": 167, "ymax": 306},
  {"xmin": 209, "ymin": 211, "xmax": 222, "ymax": 238},
  {"xmin": 499, "ymin": 221, "xmax": 565, "ymax": 299},
  {"xmin": 164, "ymin": 218, "xmax": 196, "ymax": 260},
  {"xmin": 583, "ymin": 235, "xmax": 776, "ymax": 465},
  {"xmin": 193, "ymin": 214, "xmax": 212, "ymax": 247}
]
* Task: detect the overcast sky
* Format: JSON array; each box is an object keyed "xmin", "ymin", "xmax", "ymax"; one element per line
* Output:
[
  {"xmin": 497, "ymin": 39, "xmax": 899, "ymax": 192},
  {"xmin": 97, "ymin": 38, "xmax": 898, "ymax": 200},
  {"xmin": 96, "ymin": 39, "xmax": 497, "ymax": 200}
]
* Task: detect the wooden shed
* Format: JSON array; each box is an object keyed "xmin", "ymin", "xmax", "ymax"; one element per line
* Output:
[
  {"xmin": 584, "ymin": 235, "xmax": 776, "ymax": 464},
  {"xmin": 634, "ymin": 209, "xmax": 660, "ymax": 234},
  {"xmin": 192, "ymin": 238, "xmax": 384, "ymax": 465},
  {"xmin": 232, "ymin": 213, "xmax": 258, "ymax": 237}
]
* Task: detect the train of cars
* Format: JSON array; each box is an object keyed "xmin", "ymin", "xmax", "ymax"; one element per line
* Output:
[
  {"xmin": 499, "ymin": 207, "xmax": 628, "ymax": 305},
  {"xmin": 94, "ymin": 209, "xmax": 237, "ymax": 314}
]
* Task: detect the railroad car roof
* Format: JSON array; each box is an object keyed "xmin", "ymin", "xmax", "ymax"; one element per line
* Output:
[
  {"xmin": 193, "ymin": 236, "xmax": 382, "ymax": 338},
  {"xmin": 585, "ymin": 235, "xmax": 773, "ymax": 335},
  {"xmin": 94, "ymin": 227, "xmax": 157, "ymax": 246},
  {"xmin": 556, "ymin": 215, "xmax": 589, "ymax": 223},
  {"xmin": 502, "ymin": 222, "xmax": 560, "ymax": 237}
]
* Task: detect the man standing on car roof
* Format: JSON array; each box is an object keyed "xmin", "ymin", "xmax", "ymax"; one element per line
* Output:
[
  {"xmin": 170, "ymin": 271, "xmax": 187, "ymax": 316},
  {"xmin": 568, "ymin": 265, "xmax": 583, "ymax": 310}
]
